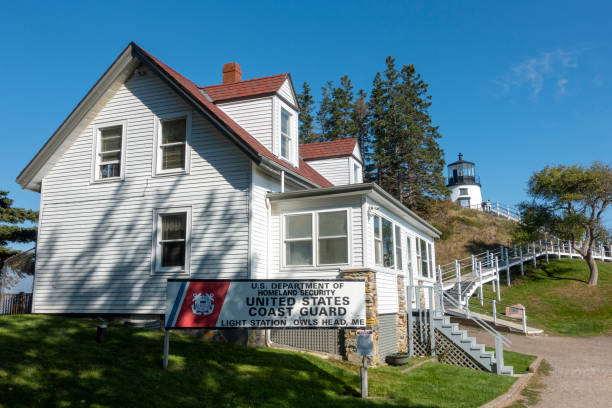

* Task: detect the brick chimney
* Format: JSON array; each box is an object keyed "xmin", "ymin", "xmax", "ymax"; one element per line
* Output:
[{"xmin": 222, "ymin": 62, "xmax": 242, "ymax": 84}]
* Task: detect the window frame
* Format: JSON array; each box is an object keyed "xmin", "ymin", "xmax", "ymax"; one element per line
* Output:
[
  {"xmin": 282, "ymin": 208, "xmax": 351, "ymax": 268},
  {"xmin": 152, "ymin": 206, "xmax": 192, "ymax": 275},
  {"xmin": 372, "ymin": 213, "xmax": 395, "ymax": 269},
  {"xmin": 394, "ymin": 225, "xmax": 403, "ymax": 271},
  {"xmin": 280, "ymin": 108, "xmax": 291, "ymax": 162},
  {"xmin": 459, "ymin": 188, "xmax": 469, "ymax": 195},
  {"xmin": 283, "ymin": 212, "xmax": 314, "ymax": 267},
  {"xmin": 91, "ymin": 120, "xmax": 127, "ymax": 183},
  {"xmin": 153, "ymin": 111, "xmax": 192, "ymax": 176}
]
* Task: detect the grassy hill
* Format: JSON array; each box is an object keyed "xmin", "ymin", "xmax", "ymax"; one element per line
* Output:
[
  {"xmin": 473, "ymin": 258, "xmax": 612, "ymax": 336},
  {"xmin": 422, "ymin": 200, "xmax": 516, "ymax": 265}
]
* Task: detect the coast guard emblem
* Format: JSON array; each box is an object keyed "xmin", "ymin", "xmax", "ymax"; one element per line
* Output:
[{"xmin": 191, "ymin": 292, "xmax": 214, "ymax": 316}]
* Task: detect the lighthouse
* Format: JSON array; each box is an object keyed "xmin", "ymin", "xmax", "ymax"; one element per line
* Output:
[{"xmin": 447, "ymin": 153, "xmax": 482, "ymax": 209}]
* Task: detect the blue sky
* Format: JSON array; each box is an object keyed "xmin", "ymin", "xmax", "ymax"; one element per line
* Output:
[{"xmin": 1, "ymin": 1, "xmax": 611, "ymax": 231}]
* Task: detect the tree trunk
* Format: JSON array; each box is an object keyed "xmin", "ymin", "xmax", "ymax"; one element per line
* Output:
[{"xmin": 586, "ymin": 253, "xmax": 599, "ymax": 286}]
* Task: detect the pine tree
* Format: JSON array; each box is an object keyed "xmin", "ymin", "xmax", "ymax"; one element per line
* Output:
[
  {"xmin": 297, "ymin": 82, "xmax": 319, "ymax": 144},
  {"xmin": 317, "ymin": 81, "xmax": 333, "ymax": 139},
  {"xmin": 0, "ymin": 191, "xmax": 38, "ymax": 269},
  {"xmin": 317, "ymin": 76, "xmax": 356, "ymax": 141},
  {"xmin": 368, "ymin": 57, "xmax": 447, "ymax": 208},
  {"xmin": 352, "ymin": 89, "xmax": 370, "ymax": 178}
]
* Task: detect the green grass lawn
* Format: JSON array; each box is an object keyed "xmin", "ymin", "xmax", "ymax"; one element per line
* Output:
[
  {"xmin": 471, "ymin": 258, "xmax": 612, "ymax": 336},
  {"xmin": 0, "ymin": 315, "xmax": 518, "ymax": 408}
]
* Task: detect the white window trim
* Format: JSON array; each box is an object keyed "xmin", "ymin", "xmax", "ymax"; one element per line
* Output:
[
  {"xmin": 90, "ymin": 120, "xmax": 127, "ymax": 183},
  {"xmin": 153, "ymin": 110, "xmax": 192, "ymax": 177},
  {"xmin": 372, "ymin": 213, "xmax": 397, "ymax": 269},
  {"xmin": 351, "ymin": 157, "xmax": 362, "ymax": 184},
  {"xmin": 281, "ymin": 208, "xmax": 351, "ymax": 269},
  {"xmin": 151, "ymin": 206, "xmax": 192, "ymax": 275}
]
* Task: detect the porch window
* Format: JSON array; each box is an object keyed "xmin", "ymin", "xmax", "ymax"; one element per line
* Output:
[
  {"xmin": 418, "ymin": 238, "xmax": 431, "ymax": 278},
  {"xmin": 395, "ymin": 225, "xmax": 402, "ymax": 270},
  {"xmin": 281, "ymin": 108, "xmax": 291, "ymax": 160},
  {"xmin": 374, "ymin": 215, "xmax": 382, "ymax": 265},
  {"xmin": 373, "ymin": 214, "xmax": 394, "ymax": 268},
  {"xmin": 318, "ymin": 211, "xmax": 348, "ymax": 265},
  {"xmin": 406, "ymin": 236, "xmax": 413, "ymax": 276},
  {"xmin": 153, "ymin": 207, "xmax": 191, "ymax": 274},
  {"xmin": 284, "ymin": 214, "xmax": 313, "ymax": 266}
]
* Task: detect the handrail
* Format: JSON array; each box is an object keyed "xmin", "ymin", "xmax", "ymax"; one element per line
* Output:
[{"xmin": 442, "ymin": 289, "xmax": 511, "ymax": 347}]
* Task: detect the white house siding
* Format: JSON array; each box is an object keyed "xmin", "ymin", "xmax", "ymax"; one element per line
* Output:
[
  {"xmin": 33, "ymin": 67, "xmax": 251, "ymax": 314},
  {"xmin": 278, "ymin": 79, "xmax": 296, "ymax": 106},
  {"xmin": 250, "ymin": 165, "xmax": 280, "ymax": 279},
  {"xmin": 376, "ymin": 271, "xmax": 398, "ymax": 314},
  {"xmin": 305, "ymin": 157, "xmax": 350, "ymax": 186},
  {"xmin": 269, "ymin": 196, "xmax": 363, "ymax": 279},
  {"xmin": 217, "ymin": 97, "xmax": 273, "ymax": 152}
]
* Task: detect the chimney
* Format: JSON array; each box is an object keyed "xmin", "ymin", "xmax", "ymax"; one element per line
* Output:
[{"xmin": 222, "ymin": 62, "xmax": 242, "ymax": 84}]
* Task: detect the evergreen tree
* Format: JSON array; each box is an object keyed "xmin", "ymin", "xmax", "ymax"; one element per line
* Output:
[
  {"xmin": 297, "ymin": 82, "xmax": 318, "ymax": 144},
  {"xmin": 316, "ymin": 81, "xmax": 333, "ymax": 138},
  {"xmin": 0, "ymin": 191, "xmax": 38, "ymax": 269},
  {"xmin": 368, "ymin": 57, "xmax": 447, "ymax": 208},
  {"xmin": 317, "ymin": 76, "xmax": 356, "ymax": 141},
  {"xmin": 352, "ymin": 89, "xmax": 370, "ymax": 178}
]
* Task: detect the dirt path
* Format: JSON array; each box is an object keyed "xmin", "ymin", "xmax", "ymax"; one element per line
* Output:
[{"xmin": 469, "ymin": 329, "xmax": 612, "ymax": 407}]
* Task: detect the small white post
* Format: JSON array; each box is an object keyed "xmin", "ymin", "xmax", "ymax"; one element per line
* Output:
[
  {"xmin": 532, "ymin": 242, "xmax": 537, "ymax": 267},
  {"xmin": 522, "ymin": 307, "xmax": 527, "ymax": 334},
  {"xmin": 495, "ymin": 335, "xmax": 504, "ymax": 375},
  {"xmin": 479, "ymin": 262, "xmax": 484, "ymax": 306},
  {"xmin": 557, "ymin": 239, "xmax": 561, "ymax": 259},
  {"xmin": 492, "ymin": 300, "xmax": 497, "ymax": 325},
  {"xmin": 455, "ymin": 260, "xmax": 462, "ymax": 305},
  {"xmin": 520, "ymin": 246, "xmax": 524, "ymax": 275},
  {"xmin": 163, "ymin": 330, "xmax": 170, "ymax": 369},
  {"xmin": 546, "ymin": 240, "xmax": 550, "ymax": 263},
  {"xmin": 361, "ymin": 356, "xmax": 368, "ymax": 398},
  {"xmin": 437, "ymin": 265, "xmax": 443, "ymax": 284}
]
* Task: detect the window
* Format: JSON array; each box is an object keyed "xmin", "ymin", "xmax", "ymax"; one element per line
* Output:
[
  {"xmin": 284, "ymin": 210, "xmax": 349, "ymax": 267},
  {"xmin": 284, "ymin": 214, "xmax": 313, "ymax": 266},
  {"xmin": 417, "ymin": 238, "xmax": 431, "ymax": 278},
  {"xmin": 153, "ymin": 207, "xmax": 191, "ymax": 274},
  {"xmin": 373, "ymin": 214, "xmax": 394, "ymax": 268},
  {"xmin": 406, "ymin": 236, "xmax": 413, "ymax": 277},
  {"xmin": 374, "ymin": 216, "xmax": 382, "ymax": 265},
  {"xmin": 281, "ymin": 108, "xmax": 291, "ymax": 160},
  {"xmin": 459, "ymin": 188, "xmax": 468, "ymax": 195},
  {"xmin": 318, "ymin": 211, "xmax": 348, "ymax": 264},
  {"xmin": 458, "ymin": 198, "xmax": 470, "ymax": 208},
  {"xmin": 155, "ymin": 112, "xmax": 191, "ymax": 175},
  {"xmin": 353, "ymin": 163, "xmax": 360, "ymax": 183},
  {"xmin": 93, "ymin": 122, "xmax": 126, "ymax": 181},
  {"xmin": 428, "ymin": 243, "xmax": 435, "ymax": 279},
  {"xmin": 395, "ymin": 226, "xmax": 403, "ymax": 270}
]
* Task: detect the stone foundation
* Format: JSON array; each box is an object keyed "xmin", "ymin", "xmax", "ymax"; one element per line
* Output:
[
  {"xmin": 342, "ymin": 268, "xmax": 379, "ymax": 365},
  {"xmin": 396, "ymin": 275, "xmax": 407, "ymax": 353}
]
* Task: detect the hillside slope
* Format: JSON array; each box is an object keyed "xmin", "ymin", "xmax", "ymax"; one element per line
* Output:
[{"xmin": 422, "ymin": 200, "xmax": 516, "ymax": 265}]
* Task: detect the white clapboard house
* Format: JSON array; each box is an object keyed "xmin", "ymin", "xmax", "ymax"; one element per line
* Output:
[{"xmin": 17, "ymin": 43, "xmax": 440, "ymax": 362}]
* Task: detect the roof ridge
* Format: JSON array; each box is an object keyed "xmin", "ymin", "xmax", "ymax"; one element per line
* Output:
[
  {"xmin": 200, "ymin": 73, "xmax": 289, "ymax": 89},
  {"xmin": 300, "ymin": 138, "xmax": 358, "ymax": 147}
]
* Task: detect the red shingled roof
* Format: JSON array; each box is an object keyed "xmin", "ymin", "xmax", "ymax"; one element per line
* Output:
[
  {"xmin": 133, "ymin": 44, "xmax": 331, "ymax": 188},
  {"xmin": 201, "ymin": 74, "xmax": 289, "ymax": 102},
  {"xmin": 300, "ymin": 138, "xmax": 360, "ymax": 161}
]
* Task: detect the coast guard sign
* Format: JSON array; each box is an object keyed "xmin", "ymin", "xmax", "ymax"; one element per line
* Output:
[{"xmin": 165, "ymin": 279, "xmax": 366, "ymax": 329}]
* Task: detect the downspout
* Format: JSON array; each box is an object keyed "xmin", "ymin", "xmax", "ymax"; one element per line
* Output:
[
  {"xmin": 280, "ymin": 171, "xmax": 285, "ymax": 193},
  {"xmin": 265, "ymin": 196, "xmax": 273, "ymax": 347}
]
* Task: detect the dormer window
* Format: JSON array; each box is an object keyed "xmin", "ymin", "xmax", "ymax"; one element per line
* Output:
[{"xmin": 280, "ymin": 108, "xmax": 291, "ymax": 161}]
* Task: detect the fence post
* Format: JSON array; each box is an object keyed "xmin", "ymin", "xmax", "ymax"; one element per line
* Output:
[
  {"xmin": 557, "ymin": 239, "xmax": 561, "ymax": 259},
  {"xmin": 455, "ymin": 260, "xmax": 462, "ymax": 305},
  {"xmin": 495, "ymin": 335, "xmax": 504, "ymax": 375},
  {"xmin": 437, "ymin": 265, "xmax": 443, "ymax": 285},
  {"xmin": 492, "ymin": 300, "xmax": 497, "ymax": 326},
  {"xmin": 428, "ymin": 287, "xmax": 435, "ymax": 356},
  {"xmin": 520, "ymin": 246, "xmax": 524, "ymax": 275},
  {"xmin": 407, "ymin": 284, "xmax": 414, "ymax": 356},
  {"xmin": 546, "ymin": 240, "xmax": 550, "ymax": 263},
  {"xmin": 532, "ymin": 242, "xmax": 537, "ymax": 267},
  {"xmin": 478, "ymin": 262, "xmax": 484, "ymax": 306},
  {"xmin": 522, "ymin": 307, "xmax": 527, "ymax": 334}
]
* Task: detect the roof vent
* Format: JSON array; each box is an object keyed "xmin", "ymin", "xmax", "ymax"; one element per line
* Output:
[{"xmin": 222, "ymin": 62, "xmax": 242, "ymax": 84}]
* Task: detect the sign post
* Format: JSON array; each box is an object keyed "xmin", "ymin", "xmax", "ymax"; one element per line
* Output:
[
  {"xmin": 163, "ymin": 279, "xmax": 366, "ymax": 369},
  {"xmin": 356, "ymin": 329, "xmax": 374, "ymax": 398}
]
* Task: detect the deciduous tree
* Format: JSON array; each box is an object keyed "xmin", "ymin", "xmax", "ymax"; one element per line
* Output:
[{"xmin": 518, "ymin": 163, "xmax": 612, "ymax": 285}]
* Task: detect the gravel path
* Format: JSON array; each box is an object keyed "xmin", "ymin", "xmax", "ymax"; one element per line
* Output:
[{"xmin": 469, "ymin": 329, "xmax": 612, "ymax": 407}]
